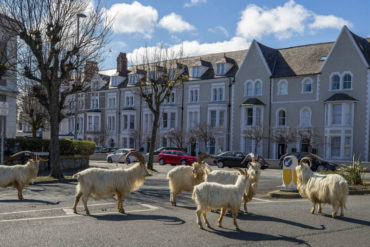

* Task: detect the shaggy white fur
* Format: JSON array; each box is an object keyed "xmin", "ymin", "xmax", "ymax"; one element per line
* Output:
[
  {"xmin": 192, "ymin": 168, "xmax": 249, "ymax": 229},
  {"xmin": 0, "ymin": 152, "xmax": 40, "ymax": 200},
  {"xmin": 72, "ymin": 152, "xmax": 149, "ymax": 215},
  {"xmin": 296, "ymin": 159, "xmax": 348, "ymax": 218}
]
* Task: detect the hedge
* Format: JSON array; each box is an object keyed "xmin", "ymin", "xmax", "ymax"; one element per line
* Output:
[{"xmin": 5, "ymin": 137, "xmax": 95, "ymax": 156}]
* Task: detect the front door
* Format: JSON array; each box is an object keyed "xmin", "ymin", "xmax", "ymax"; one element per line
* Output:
[{"xmin": 278, "ymin": 144, "xmax": 286, "ymax": 159}]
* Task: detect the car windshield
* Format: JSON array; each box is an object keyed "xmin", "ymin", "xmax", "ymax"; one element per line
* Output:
[{"xmin": 219, "ymin": 152, "xmax": 232, "ymax": 157}]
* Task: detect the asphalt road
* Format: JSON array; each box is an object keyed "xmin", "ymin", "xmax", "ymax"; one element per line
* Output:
[{"xmin": 0, "ymin": 161, "xmax": 369, "ymax": 247}]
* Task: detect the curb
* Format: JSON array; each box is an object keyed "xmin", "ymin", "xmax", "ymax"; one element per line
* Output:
[
  {"xmin": 348, "ymin": 189, "xmax": 370, "ymax": 195},
  {"xmin": 268, "ymin": 190, "xmax": 301, "ymax": 199}
]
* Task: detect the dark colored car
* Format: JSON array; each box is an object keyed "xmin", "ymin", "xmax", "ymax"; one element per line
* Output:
[
  {"xmin": 279, "ymin": 152, "xmax": 338, "ymax": 171},
  {"xmin": 213, "ymin": 151, "xmax": 269, "ymax": 169},
  {"xmin": 101, "ymin": 147, "xmax": 118, "ymax": 153},
  {"xmin": 158, "ymin": 150, "xmax": 196, "ymax": 165}
]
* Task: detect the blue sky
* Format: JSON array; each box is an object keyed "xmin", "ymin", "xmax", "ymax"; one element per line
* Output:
[{"xmin": 97, "ymin": 0, "xmax": 370, "ymax": 70}]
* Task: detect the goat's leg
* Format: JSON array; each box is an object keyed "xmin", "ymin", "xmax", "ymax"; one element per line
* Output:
[
  {"xmin": 16, "ymin": 183, "xmax": 24, "ymax": 200},
  {"xmin": 232, "ymin": 209, "xmax": 239, "ymax": 229},
  {"xmin": 82, "ymin": 195, "xmax": 90, "ymax": 215},
  {"xmin": 170, "ymin": 191, "xmax": 177, "ymax": 206},
  {"xmin": 243, "ymin": 194, "xmax": 248, "ymax": 213},
  {"xmin": 196, "ymin": 207, "xmax": 203, "ymax": 229},
  {"xmin": 116, "ymin": 193, "xmax": 125, "ymax": 214},
  {"xmin": 218, "ymin": 208, "xmax": 227, "ymax": 227},
  {"xmin": 318, "ymin": 203, "xmax": 322, "ymax": 214},
  {"xmin": 340, "ymin": 201, "xmax": 344, "ymax": 217},
  {"xmin": 331, "ymin": 202, "xmax": 339, "ymax": 218},
  {"xmin": 202, "ymin": 212, "xmax": 210, "ymax": 228},
  {"xmin": 310, "ymin": 202, "xmax": 316, "ymax": 214},
  {"xmin": 72, "ymin": 192, "xmax": 83, "ymax": 214}
]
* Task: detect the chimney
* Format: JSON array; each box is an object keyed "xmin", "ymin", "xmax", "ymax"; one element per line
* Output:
[
  {"xmin": 84, "ymin": 61, "xmax": 98, "ymax": 81},
  {"xmin": 117, "ymin": 52, "xmax": 127, "ymax": 73}
]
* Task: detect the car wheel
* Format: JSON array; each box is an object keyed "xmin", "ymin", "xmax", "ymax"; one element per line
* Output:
[
  {"xmin": 181, "ymin": 160, "xmax": 186, "ymax": 165},
  {"xmin": 107, "ymin": 157, "xmax": 113, "ymax": 163},
  {"xmin": 217, "ymin": 161, "xmax": 224, "ymax": 168},
  {"xmin": 159, "ymin": 158, "xmax": 165, "ymax": 166},
  {"xmin": 317, "ymin": 165, "xmax": 325, "ymax": 172}
]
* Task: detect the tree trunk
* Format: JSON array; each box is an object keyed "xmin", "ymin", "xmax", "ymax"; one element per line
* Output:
[
  {"xmin": 49, "ymin": 87, "xmax": 63, "ymax": 178},
  {"xmin": 147, "ymin": 112, "xmax": 160, "ymax": 170},
  {"xmin": 32, "ymin": 127, "xmax": 37, "ymax": 138}
]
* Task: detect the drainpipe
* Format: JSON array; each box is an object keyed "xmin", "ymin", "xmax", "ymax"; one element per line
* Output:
[
  {"xmin": 227, "ymin": 76, "xmax": 235, "ymax": 151},
  {"xmin": 117, "ymin": 88, "xmax": 121, "ymax": 148},
  {"xmin": 181, "ymin": 83, "xmax": 185, "ymax": 148},
  {"xmin": 267, "ymin": 76, "xmax": 272, "ymax": 158},
  {"xmin": 138, "ymin": 92, "xmax": 142, "ymax": 149}
]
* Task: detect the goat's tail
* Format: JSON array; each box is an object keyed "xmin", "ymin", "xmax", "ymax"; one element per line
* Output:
[{"xmin": 72, "ymin": 172, "xmax": 81, "ymax": 180}]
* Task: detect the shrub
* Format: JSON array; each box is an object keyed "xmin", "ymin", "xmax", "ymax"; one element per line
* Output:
[{"xmin": 6, "ymin": 137, "xmax": 95, "ymax": 156}]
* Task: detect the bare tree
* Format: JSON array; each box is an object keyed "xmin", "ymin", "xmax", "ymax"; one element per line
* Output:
[
  {"xmin": 297, "ymin": 127, "xmax": 323, "ymax": 153},
  {"xmin": 189, "ymin": 122, "xmax": 216, "ymax": 153},
  {"xmin": 18, "ymin": 90, "xmax": 48, "ymax": 138},
  {"xmin": 136, "ymin": 47, "xmax": 187, "ymax": 169},
  {"xmin": 271, "ymin": 128, "xmax": 297, "ymax": 153},
  {"xmin": 0, "ymin": 0, "xmax": 111, "ymax": 178},
  {"xmin": 243, "ymin": 124, "xmax": 267, "ymax": 154},
  {"xmin": 129, "ymin": 129, "xmax": 141, "ymax": 149},
  {"xmin": 167, "ymin": 128, "xmax": 184, "ymax": 148}
]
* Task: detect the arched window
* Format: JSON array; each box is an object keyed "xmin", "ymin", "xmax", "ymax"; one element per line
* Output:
[
  {"xmin": 246, "ymin": 81, "xmax": 253, "ymax": 96},
  {"xmin": 331, "ymin": 74, "xmax": 340, "ymax": 90},
  {"xmin": 255, "ymin": 81, "xmax": 262, "ymax": 96},
  {"xmin": 302, "ymin": 78, "xmax": 312, "ymax": 93},
  {"xmin": 343, "ymin": 74, "xmax": 352, "ymax": 89},
  {"xmin": 278, "ymin": 110, "xmax": 286, "ymax": 126},
  {"xmin": 300, "ymin": 108, "xmax": 311, "ymax": 127},
  {"xmin": 278, "ymin": 80, "xmax": 288, "ymax": 95}
]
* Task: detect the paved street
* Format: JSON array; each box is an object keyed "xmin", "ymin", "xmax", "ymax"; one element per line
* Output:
[{"xmin": 0, "ymin": 161, "xmax": 369, "ymax": 247}]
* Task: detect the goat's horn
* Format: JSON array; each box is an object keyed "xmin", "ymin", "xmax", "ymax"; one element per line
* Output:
[
  {"xmin": 299, "ymin": 157, "xmax": 312, "ymax": 168},
  {"xmin": 241, "ymin": 153, "xmax": 255, "ymax": 165},
  {"xmin": 10, "ymin": 151, "xmax": 33, "ymax": 158},
  {"xmin": 126, "ymin": 151, "xmax": 145, "ymax": 165},
  {"xmin": 116, "ymin": 152, "xmax": 128, "ymax": 167},
  {"xmin": 197, "ymin": 153, "xmax": 217, "ymax": 163},
  {"xmin": 233, "ymin": 167, "xmax": 245, "ymax": 175}
]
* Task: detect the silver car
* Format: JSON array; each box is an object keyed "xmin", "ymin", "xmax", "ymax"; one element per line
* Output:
[{"xmin": 106, "ymin": 148, "xmax": 137, "ymax": 163}]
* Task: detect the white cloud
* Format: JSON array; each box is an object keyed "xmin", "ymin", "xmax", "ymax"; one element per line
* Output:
[
  {"xmin": 184, "ymin": 0, "xmax": 206, "ymax": 7},
  {"xmin": 127, "ymin": 37, "xmax": 250, "ymax": 63},
  {"xmin": 104, "ymin": 1, "xmax": 158, "ymax": 38},
  {"xmin": 309, "ymin": 15, "xmax": 352, "ymax": 30},
  {"xmin": 208, "ymin": 26, "xmax": 229, "ymax": 37},
  {"xmin": 236, "ymin": 0, "xmax": 351, "ymax": 40},
  {"xmin": 158, "ymin": 13, "xmax": 195, "ymax": 33}
]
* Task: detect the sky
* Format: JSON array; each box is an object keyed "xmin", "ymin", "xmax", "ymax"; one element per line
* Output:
[{"xmin": 95, "ymin": 0, "xmax": 370, "ymax": 70}]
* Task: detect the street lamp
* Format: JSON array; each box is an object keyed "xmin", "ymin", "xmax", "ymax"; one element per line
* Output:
[{"xmin": 74, "ymin": 13, "xmax": 87, "ymax": 139}]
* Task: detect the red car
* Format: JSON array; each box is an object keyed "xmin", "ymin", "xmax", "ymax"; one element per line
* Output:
[{"xmin": 158, "ymin": 150, "xmax": 197, "ymax": 165}]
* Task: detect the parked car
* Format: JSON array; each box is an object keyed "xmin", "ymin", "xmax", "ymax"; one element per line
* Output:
[
  {"xmin": 213, "ymin": 151, "xmax": 269, "ymax": 169},
  {"xmin": 101, "ymin": 147, "xmax": 118, "ymax": 153},
  {"xmin": 279, "ymin": 152, "xmax": 338, "ymax": 171},
  {"xmin": 151, "ymin": 147, "xmax": 187, "ymax": 155},
  {"xmin": 106, "ymin": 148, "xmax": 137, "ymax": 163},
  {"xmin": 158, "ymin": 150, "xmax": 196, "ymax": 165}
]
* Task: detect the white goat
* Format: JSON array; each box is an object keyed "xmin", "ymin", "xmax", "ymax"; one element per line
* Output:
[
  {"xmin": 167, "ymin": 153, "xmax": 214, "ymax": 206},
  {"xmin": 72, "ymin": 151, "xmax": 149, "ymax": 215},
  {"xmin": 0, "ymin": 151, "xmax": 43, "ymax": 200},
  {"xmin": 192, "ymin": 168, "xmax": 249, "ymax": 229},
  {"xmin": 206, "ymin": 153, "xmax": 262, "ymax": 213},
  {"xmin": 295, "ymin": 157, "xmax": 348, "ymax": 218}
]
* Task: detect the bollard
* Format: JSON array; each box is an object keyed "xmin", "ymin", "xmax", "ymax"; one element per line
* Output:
[{"xmin": 281, "ymin": 155, "xmax": 298, "ymax": 192}]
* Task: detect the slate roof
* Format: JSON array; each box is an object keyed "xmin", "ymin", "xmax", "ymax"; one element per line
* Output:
[
  {"xmin": 257, "ymin": 42, "xmax": 334, "ymax": 78},
  {"xmin": 324, "ymin": 93, "xmax": 358, "ymax": 102},
  {"xmin": 241, "ymin": 98, "xmax": 265, "ymax": 106},
  {"xmin": 350, "ymin": 32, "xmax": 370, "ymax": 67}
]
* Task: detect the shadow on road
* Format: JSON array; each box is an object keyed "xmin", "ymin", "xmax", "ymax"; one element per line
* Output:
[
  {"xmin": 0, "ymin": 199, "xmax": 60, "ymax": 205},
  {"xmin": 322, "ymin": 214, "xmax": 370, "ymax": 227},
  {"xmin": 91, "ymin": 213, "xmax": 186, "ymax": 225},
  {"xmin": 238, "ymin": 213, "xmax": 326, "ymax": 230},
  {"xmin": 202, "ymin": 227, "xmax": 311, "ymax": 247}
]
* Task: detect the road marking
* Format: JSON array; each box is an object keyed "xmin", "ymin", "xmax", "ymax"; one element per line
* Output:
[
  {"xmin": 0, "ymin": 202, "xmax": 117, "ymax": 215},
  {"xmin": 62, "ymin": 208, "xmax": 74, "ymax": 215},
  {"xmin": 0, "ymin": 204, "xmax": 159, "ymax": 224},
  {"xmin": 249, "ymin": 199, "xmax": 305, "ymax": 205},
  {"xmin": 252, "ymin": 198, "xmax": 272, "ymax": 202}
]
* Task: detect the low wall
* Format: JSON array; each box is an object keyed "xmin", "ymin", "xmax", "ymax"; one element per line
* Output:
[
  {"xmin": 90, "ymin": 153, "xmax": 107, "ymax": 160},
  {"xmin": 39, "ymin": 156, "xmax": 90, "ymax": 171}
]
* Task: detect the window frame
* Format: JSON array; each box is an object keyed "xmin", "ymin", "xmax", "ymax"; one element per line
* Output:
[{"xmin": 277, "ymin": 80, "xmax": 288, "ymax": 95}]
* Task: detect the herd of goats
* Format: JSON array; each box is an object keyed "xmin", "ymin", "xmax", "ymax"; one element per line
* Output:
[{"xmin": 0, "ymin": 150, "xmax": 349, "ymax": 229}]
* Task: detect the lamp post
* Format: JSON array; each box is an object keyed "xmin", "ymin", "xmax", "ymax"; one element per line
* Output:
[
  {"xmin": 74, "ymin": 13, "xmax": 87, "ymax": 139},
  {"xmin": 0, "ymin": 101, "xmax": 8, "ymax": 164}
]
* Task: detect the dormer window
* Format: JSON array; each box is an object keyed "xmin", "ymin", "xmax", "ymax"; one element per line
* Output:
[
  {"xmin": 192, "ymin": 66, "xmax": 202, "ymax": 78},
  {"xmin": 216, "ymin": 63, "xmax": 226, "ymax": 76},
  {"xmin": 128, "ymin": 74, "xmax": 137, "ymax": 85},
  {"xmin": 111, "ymin": 76, "xmax": 118, "ymax": 87}
]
